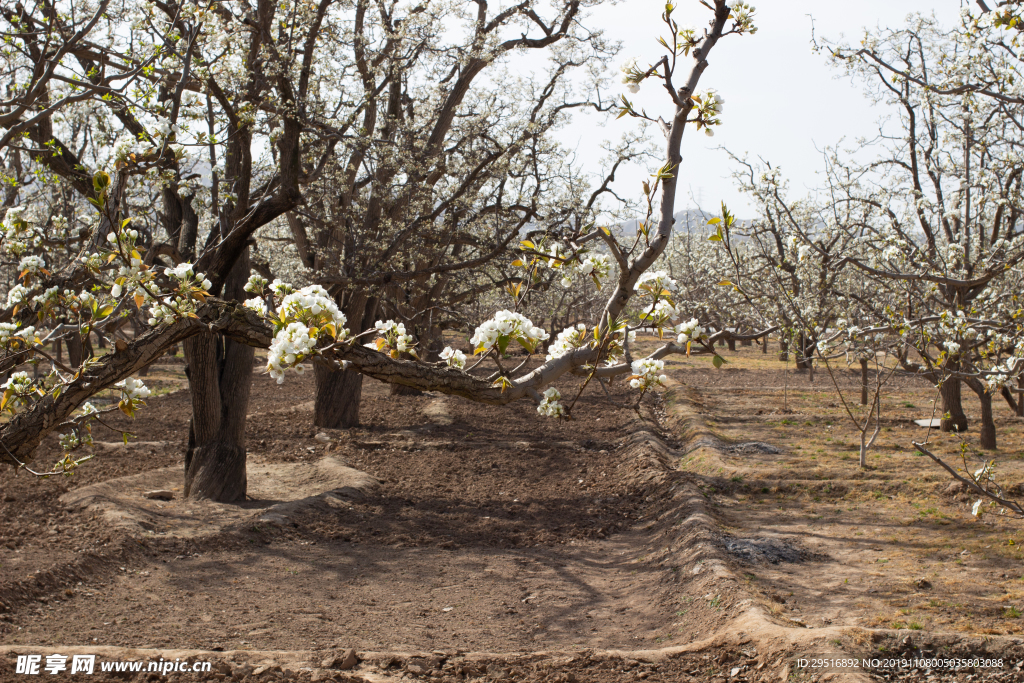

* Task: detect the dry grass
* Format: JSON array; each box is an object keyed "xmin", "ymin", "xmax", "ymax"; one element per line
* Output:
[{"xmin": 653, "ymin": 337, "xmax": 1024, "ymax": 636}]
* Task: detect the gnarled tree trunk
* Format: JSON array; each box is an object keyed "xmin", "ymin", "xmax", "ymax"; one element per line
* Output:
[
  {"xmin": 313, "ymin": 294, "xmax": 377, "ymax": 428},
  {"xmin": 314, "ymin": 363, "xmax": 364, "ymax": 427},
  {"xmin": 940, "ymin": 375, "xmax": 968, "ymax": 433},
  {"xmin": 182, "ymin": 251, "xmax": 253, "ymax": 502},
  {"xmin": 978, "ymin": 390, "xmax": 996, "ymax": 450},
  {"xmin": 963, "ymin": 377, "xmax": 996, "ymax": 449}
]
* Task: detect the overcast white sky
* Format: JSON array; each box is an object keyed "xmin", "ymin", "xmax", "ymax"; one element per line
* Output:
[{"xmin": 556, "ymin": 1, "xmax": 964, "ymax": 218}]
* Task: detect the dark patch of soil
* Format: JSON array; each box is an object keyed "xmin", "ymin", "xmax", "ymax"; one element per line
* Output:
[{"xmin": 721, "ymin": 536, "xmax": 808, "ymax": 565}]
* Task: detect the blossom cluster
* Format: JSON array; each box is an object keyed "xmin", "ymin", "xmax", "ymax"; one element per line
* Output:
[
  {"xmin": 440, "ymin": 346, "xmax": 467, "ymax": 369},
  {"xmin": 621, "ymin": 57, "xmax": 643, "ymax": 94},
  {"xmin": 537, "ymin": 386, "xmax": 564, "ymax": 417},
  {"xmin": 694, "ymin": 90, "xmax": 726, "ymax": 137},
  {"xmin": 146, "ymin": 262, "xmax": 213, "ymax": 325},
  {"xmin": 634, "ymin": 270, "xmax": 677, "ymax": 296},
  {"xmin": 546, "ymin": 323, "xmax": 590, "ymax": 361},
  {"xmin": 117, "ymin": 377, "xmax": 152, "ymax": 401},
  {"xmin": 267, "ymin": 322, "xmax": 315, "ymax": 383},
  {"xmin": 0, "ymin": 206, "xmax": 44, "ymax": 257},
  {"xmin": 18, "ymin": 254, "xmax": 45, "ymax": 275},
  {"xmin": 642, "ymin": 299, "xmax": 682, "ymax": 330},
  {"xmin": 368, "ymin": 320, "xmax": 416, "ymax": 359},
  {"xmin": 470, "ymin": 310, "xmax": 549, "ymax": 355},
  {"xmin": 278, "ymin": 286, "xmax": 346, "ymax": 328},
  {"xmin": 1, "ymin": 371, "xmax": 33, "ymax": 394},
  {"xmin": 674, "ymin": 318, "xmax": 705, "ymax": 346},
  {"xmin": 561, "ymin": 253, "xmax": 613, "ymax": 289},
  {"xmin": 0, "ymin": 322, "xmax": 36, "ymax": 350},
  {"xmin": 243, "ymin": 297, "xmax": 268, "ymax": 315},
  {"xmin": 264, "ymin": 283, "xmax": 350, "ymax": 384},
  {"xmin": 0, "ymin": 371, "xmax": 37, "ymax": 413},
  {"xmin": 629, "ymin": 358, "xmax": 668, "ymax": 391},
  {"xmin": 244, "ymin": 274, "xmax": 269, "ymax": 295}
]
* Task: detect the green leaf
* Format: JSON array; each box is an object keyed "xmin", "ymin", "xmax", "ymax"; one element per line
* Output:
[
  {"xmin": 707, "ymin": 217, "xmax": 721, "ymax": 225},
  {"xmin": 717, "ymin": 280, "xmax": 731, "ymax": 286},
  {"xmin": 92, "ymin": 171, "xmax": 110, "ymax": 193},
  {"xmin": 712, "ymin": 355, "xmax": 725, "ymax": 369}
]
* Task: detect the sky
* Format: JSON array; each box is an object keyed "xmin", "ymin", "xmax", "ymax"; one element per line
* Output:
[{"xmin": 553, "ymin": 1, "xmax": 964, "ymax": 218}]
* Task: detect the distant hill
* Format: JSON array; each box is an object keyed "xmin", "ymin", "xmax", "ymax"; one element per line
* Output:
[{"xmin": 618, "ymin": 209, "xmax": 752, "ymax": 236}]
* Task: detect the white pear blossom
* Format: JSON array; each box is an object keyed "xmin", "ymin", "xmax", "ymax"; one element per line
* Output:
[
  {"xmin": 115, "ymin": 377, "xmax": 152, "ymax": 401},
  {"xmin": 243, "ymin": 297, "xmax": 268, "ymax": 315},
  {"xmin": 546, "ymin": 323, "xmax": 589, "ymax": 361},
  {"xmin": 440, "ymin": 346, "xmax": 467, "ymax": 369},
  {"xmin": 537, "ymin": 386, "xmax": 564, "ymax": 417},
  {"xmin": 371, "ymin": 320, "xmax": 416, "ymax": 357},
  {"xmin": 470, "ymin": 310, "xmax": 549, "ymax": 354},
  {"xmin": 1, "ymin": 371, "xmax": 32, "ymax": 393},
  {"xmin": 6, "ymin": 284, "xmax": 30, "ymax": 307},
  {"xmin": 18, "ymin": 255, "xmax": 45, "ymax": 274},
  {"xmin": 267, "ymin": 322, "xmax": 316, "ymax": 384},
  {"xmin": 244, "ymin": 274, "xmax": 268, "ymax": 294},
  {"xmin": 634, "ymin": 270, "xmax": 677, "ymax": 294},
  {"xmin": 630, "ymin": 358, "xmax": 667, "ymax": 390},
  {"xmin": 674, "ymin": 318, "xmax": 705, "ymax": 345}
]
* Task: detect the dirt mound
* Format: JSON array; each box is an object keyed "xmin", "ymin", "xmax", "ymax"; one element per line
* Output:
[{"xmin": 58, "ymin": 456, "xmax": 379, "ymax": 538}]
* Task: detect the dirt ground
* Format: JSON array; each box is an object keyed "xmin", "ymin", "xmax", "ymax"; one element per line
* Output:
[
  {"xmin": 2, "ymin": 342, "xmax": 1024, "ymax": 682},
  {"xmin": 664, "ymin": 343, "xmax": 1024, "ymax": 637}
]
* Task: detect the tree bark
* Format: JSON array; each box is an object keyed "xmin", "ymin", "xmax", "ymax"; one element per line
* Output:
[
  {"xmin": 313, "ymin": 294, "xmax": 377, "ymax": 428},
  {"xmin": 978, "ymin": 390, "xmax": 996, "ymax": 450},
  {"xmin": 762, "ymin": 334, "xmax": 768, "ymax": 354},
  {"xmin": 795, "ymin": 333, "xmax": 813, "ymax": 370},
  {"xmin": 726, "ymin": 338, "xmax": 736, "ymax": 352},
  {"xmin": 66, "ymin": 333, "xmax": 84, "ymax": 369},
  {"xmin": 778, "ymin": 337, "xmax": 789, "ymax": 362},
  {"xmin": 940, "ymin": 376, "xmax": 968, "ymax": 433},
  {"xmin": 314, "ymin": 363, "xmax": 364, "ymax": 427},
  {"xmin": 860, "ymin": 358, "xmax": 869, "ymax": 406},
  {"xmin": 182, "ymin": 251, "xmax": 254, "ymax": 502}
]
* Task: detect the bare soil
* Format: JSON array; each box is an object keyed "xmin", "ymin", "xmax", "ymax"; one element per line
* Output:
[{"xmin": 1, "ymin": 344, "xmax": 1024, "ymax": 682}]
